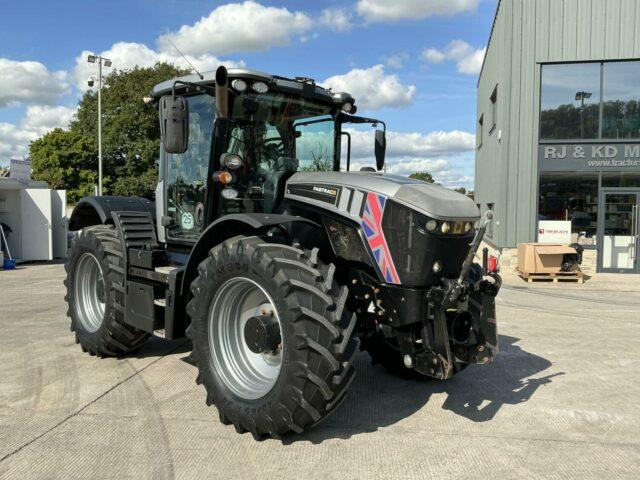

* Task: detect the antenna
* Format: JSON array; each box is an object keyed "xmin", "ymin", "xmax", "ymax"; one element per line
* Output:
[{"xmin": 167, "ymin": 39, "xmax": 204, "ymax": 80}]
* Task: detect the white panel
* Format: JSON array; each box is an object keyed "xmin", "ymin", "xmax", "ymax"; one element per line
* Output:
[
  {"xmin": 349, "ymin": 190, "xmax": 364, "ymax": 217},
  {"xmin": 155, "ymin": 179, "xmax": 166, "ymax": 243},
  {"xmin": 20, "ymin": 189, "xmax": 53, "ymax": 261},
  {"xmin": 338, "ymin": 188, "xmax": 351, "ymax": 212},
  {"xmin": 52, "ymin": 190, "xmax": 67, "ymax": 259},
  {"xmin": 603, "ymin": 235, "xmax": 634, "ymax": 269}
]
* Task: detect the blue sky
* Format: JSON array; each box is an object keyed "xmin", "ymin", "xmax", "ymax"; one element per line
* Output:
[{"xmin": 0, "ymin": 0, "xmax": 498, "ymax": 188}]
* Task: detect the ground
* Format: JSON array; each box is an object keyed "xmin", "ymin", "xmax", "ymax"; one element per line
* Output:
[{"xmin": 0, "ymin": 264, "xmax": 639, "ymax": 480}]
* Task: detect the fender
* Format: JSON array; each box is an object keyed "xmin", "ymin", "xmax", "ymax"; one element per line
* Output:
[
  {"xmin": 179, "ymin": 213, "xmax": 320, "ymax": 296},
  {"xmin": 68, "ymin": 196, "xmax": 155, "ymax": 231}
]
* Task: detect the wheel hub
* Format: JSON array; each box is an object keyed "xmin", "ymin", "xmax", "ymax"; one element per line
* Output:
[
  {"xmin": 244, "ymin": 314, "xmax": 281, "ymax": 354},
  {"xmin": 74, "ymin": 252, "xmax": 106, "ymax": 333},
  {"xmin": 208, "ymin": 277, "xmax": 283, "ymax": 400}
]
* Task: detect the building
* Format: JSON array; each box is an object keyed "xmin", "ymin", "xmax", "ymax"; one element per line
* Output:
[{"xmin": 475, "ymin": 0, "xmax": 640, "ymax": 274}]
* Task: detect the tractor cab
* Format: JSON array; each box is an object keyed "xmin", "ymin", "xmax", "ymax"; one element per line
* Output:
[{"xmin": 150, "ymin": 68, "xmax": 386, "ymax": 243}]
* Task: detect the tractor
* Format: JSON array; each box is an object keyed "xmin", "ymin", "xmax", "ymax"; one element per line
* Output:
[{"xmin": 65, "ymin": 66, "xmax": 501, "ymax": 439}]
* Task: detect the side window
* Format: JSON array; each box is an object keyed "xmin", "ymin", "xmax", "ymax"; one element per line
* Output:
[
  {"xmin": 490, "ymin": 86, "xmax": 498, "ymax": 133},
  {"xmin": 295, "ymin": 116, "xmax": 335, "ymax": 171},
  {"xmin": 477, "ymin": 114, "xmax": 484, "ymax": 149},
  {"xmin": 166, "ymin": 94, "xmax": 215, "ymax": 241}
]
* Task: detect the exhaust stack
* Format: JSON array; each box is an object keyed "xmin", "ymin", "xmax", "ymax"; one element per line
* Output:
[{"xmin": 215, "ymin": 66, "xmax": 229, "ymax": 119}]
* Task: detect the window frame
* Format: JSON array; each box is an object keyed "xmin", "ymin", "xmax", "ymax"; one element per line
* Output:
[
  {"xmin": 477, "ymin": 113, "xmax": 484, "ymax": 149},
  {"xmin": 539, "ymin": 59, "xmax": 640, "ymax": 143}
]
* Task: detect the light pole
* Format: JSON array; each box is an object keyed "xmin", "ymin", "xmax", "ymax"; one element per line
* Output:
[
  {"xmin": 87, "ymin": 54, "xmax": 112, "ymax": 196},
  {"xmin": 575, "ymin": 91, "xmax": 592, "ymax": 139}
]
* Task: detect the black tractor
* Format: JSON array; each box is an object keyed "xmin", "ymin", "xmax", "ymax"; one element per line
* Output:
[{"xmin": 65, "ymin": 66, "xmax": 501, "ymax": 439}]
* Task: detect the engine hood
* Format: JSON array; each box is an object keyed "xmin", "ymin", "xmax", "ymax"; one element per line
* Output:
[{"xmin": 285, "ymin": 171, "xmax": 479, "ymax": 221}]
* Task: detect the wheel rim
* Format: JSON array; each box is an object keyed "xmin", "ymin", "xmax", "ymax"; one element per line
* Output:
[
  {"xmin": 208, "ymin": 277, "xmax": 283, "ymax": 400},
  {"xmin": 74, "ymin": 253, "xmax": 106, "ymax": 333}
]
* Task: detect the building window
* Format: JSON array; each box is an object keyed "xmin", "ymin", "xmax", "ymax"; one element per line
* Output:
[
  {"xmin": 540, "ymin": 63, "xmax": 601, "ymax": 140},
  {"xmin": 489, "ymin": 86, "xmax": 498, "ymax": 133},
  {"xmin": 538, "ymin": 173, "xmax": 599, "ymax": 244},
  {"xmin": 602, "ymin": 61, "xmax": 640, "ymax": 139},
  {"xmin": 477, "ymin": 114, "xmax": 484, "ymax": 149}
]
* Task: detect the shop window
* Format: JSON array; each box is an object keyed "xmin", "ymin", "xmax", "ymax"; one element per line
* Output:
[
  {"xmin": 540, "ymin": 63, "xmax": 600, "ymax": 140},
  {"xmin": 477, "ymin": 114, "xmax": 484, "ymax": 149},
  {"xmin": 602, "ymin": 61, "xmax": 640, "ymax": 139},
  {"xmin": 601, "ymin": 172, "xmax": 640, "ymax": 188},
  {"xmin": 538, "ymin": 173, "xmax": 599, "ymax": 244},
  {"xmin": 489, "ymin": 87, "xmax": 498, "ymax": 133}
]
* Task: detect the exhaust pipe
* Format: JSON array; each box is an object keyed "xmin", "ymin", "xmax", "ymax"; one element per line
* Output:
[{"xmin": 215, "ymin": 66, "xmax": 229, "ymax": 119}]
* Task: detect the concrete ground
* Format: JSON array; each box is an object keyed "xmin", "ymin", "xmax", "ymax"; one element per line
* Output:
[{"xmin": 0, "ymin": 264, "xmax": 638, "ymax": 480}]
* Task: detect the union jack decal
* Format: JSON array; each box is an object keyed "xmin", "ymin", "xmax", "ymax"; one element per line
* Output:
[{"xmin": 361, "ymin": 192, "xmax": 401, "ymax": 284}]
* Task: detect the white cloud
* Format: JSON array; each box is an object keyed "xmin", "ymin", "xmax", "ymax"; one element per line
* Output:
[
  {"xmin": 422, "ymin": 48, "xmax": 445, "ymax": 64},
  {"xmin": 157, "ymin": 1, "xmax": 312, "ymax": 57},
  {"xmin": 319, "ymin": 8, "xmax": 353, "ymax": 32},
  {"xmin": 422, "ymin": 40, "xmax": 486, "ymax": 75},
  {"xmin": 357, "ymin": 0, "xmax": 479, "ymax": 22},
  {"xmin": 73, "ymin": 42, "xmax": 243, "ymax": 91},
  {"xmin": 0, "ymin": 58, "xmax": 69, "ymax": 108},
  {"xmin": 384, "ymin": 52, "xmax": 410, "ymax": 69},
  {"xmin": 346, "ymin": 128, "xmax": 474, "ymax": 159},
  {"xmin": 322, "ymin": 65, "xmax": 416, "ymax": 111},
  {"xmin": 0, "ymin": 105, "xmax": 76, "ymax": 161}
]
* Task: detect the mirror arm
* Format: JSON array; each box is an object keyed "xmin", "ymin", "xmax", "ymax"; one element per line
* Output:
[{"xmin": 170, "ymin": 80, "xmax": 215, "ymax": 98}]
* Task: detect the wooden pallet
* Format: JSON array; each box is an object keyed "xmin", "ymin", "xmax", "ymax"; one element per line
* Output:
[{"xmin": 516, "ymin": 268, "xmax": 584, "ymax": 284}]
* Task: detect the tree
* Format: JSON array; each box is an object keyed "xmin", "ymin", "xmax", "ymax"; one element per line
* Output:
[
  {"xmin": 454, "ymin": 187, "xmax": 467, "ymax": 195},
  {"xmin": 31, "ymin": 128, "xmax": 97, "ymax": 202},
  {"xmin": 31, "ymin": 62, "xmax": 189, "ymax": 201},
  {"xmin": 409, "ymin": 171, "xmax": 435, "ymax": 183}
]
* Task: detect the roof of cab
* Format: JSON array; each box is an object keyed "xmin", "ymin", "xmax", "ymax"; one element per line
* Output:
[{"xmin": 150, "ymin": 68, "xmax": 348, "ymax": 105}]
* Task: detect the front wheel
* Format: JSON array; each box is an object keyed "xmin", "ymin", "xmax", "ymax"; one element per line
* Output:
[
  {"xmin": 186, "ymin": 236, "xmax": 358, "ymax": 439},
  {"xmin": 64, "ymin": 225, "xmax": 150, "ymax": 356}
]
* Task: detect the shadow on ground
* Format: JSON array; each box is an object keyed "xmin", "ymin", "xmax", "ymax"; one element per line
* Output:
[{"xmin": 285, "ymin": 334, "xmax": 561, "ymax": 444}]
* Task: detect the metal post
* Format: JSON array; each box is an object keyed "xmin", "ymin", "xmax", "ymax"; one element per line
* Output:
[{"xmin": 98, "ymin": 58, "xmax": 103, "ymax": 196}]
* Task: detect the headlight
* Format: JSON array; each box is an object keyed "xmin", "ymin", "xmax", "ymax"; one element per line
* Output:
[
  {"xmin": 441, "ymin": 221, "xmax": 451, "ymax": 234},
  {"xmin": 221, "ymin": 187, "xmax": 239, "ymax": 199},
  {"xmin": 425, "ymin": 219, "xmax": 438, "ymax": 232},
  {"xmin": 231, "ymin": 79, "xmax": 248, "ymax": 92},
  {"xmin": 464, "ymin": 222, "xmax": 473, "ymax": 233},
  {"xmin": 222, "ymin": 153, "xmax": 243, "ymax": 170},
  {"xmin": 252, "ymin": 81, "xmax": 269, "ymax": 94}
]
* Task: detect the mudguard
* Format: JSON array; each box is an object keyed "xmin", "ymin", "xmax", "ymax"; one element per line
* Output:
[
  {"xmin": 179, "ymin": 213, "xmax": 319, "ymax": 296},
  {"xmin": 68, "ymin": 196, "xmax": 155, "ymax": 231}
]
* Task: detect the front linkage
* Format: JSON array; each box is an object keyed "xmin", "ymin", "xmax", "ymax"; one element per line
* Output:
[{"xmin": 354, "ymin": 211, "xmax": 501, "ymax": 380}]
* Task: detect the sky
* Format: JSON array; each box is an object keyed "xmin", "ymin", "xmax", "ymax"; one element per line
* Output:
[{"xmin": 0, "ymin": 0, "xmax": 498, "ymax": 189}]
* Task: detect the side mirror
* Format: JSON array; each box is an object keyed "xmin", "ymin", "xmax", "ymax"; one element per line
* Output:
[
  {"xmin": 159, "ymin": 95, "xmax": 189, "ymax": 154},
  {"xmin": 375, "ymin": 129, "xmax": 386, "ymax": 171}
]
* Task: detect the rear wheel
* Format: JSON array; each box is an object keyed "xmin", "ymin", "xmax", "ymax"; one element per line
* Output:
[
  {"xmin": 64, "ymin": 225, "xmax": 150, "ymax": 356},
  {"xmin": 186, "ymin": 236, "xmax": 358, "ymax": 439}
]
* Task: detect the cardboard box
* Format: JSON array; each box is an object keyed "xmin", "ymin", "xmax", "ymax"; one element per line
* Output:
[{"xmin": 517, "ymin": 243, "xmax": 577, "ymax": 274}]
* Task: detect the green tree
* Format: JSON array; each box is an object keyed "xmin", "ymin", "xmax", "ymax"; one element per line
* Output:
[
  {"xmin": 31, "ymin": 62, "xmax": 189, "ymax": 201},
  {"xmin": 454, "ymin": 187, "xmax": 467, "ymax": 195},
  {"xmin": 409, "ymin": 171, "xmax": 435, "ymax": 183},
  {"xmin": 31, "ymin": 128, "xmax": 97, "ymax": 202}
]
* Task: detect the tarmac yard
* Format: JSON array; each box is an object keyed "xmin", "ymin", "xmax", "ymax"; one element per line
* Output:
[{"xmin": 0, "ymin": 264, "xmax": 638, "ymax": 479}]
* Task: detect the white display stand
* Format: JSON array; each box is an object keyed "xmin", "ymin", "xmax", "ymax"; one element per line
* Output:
[{"xmin": 0, "ymin": 179, "xmax": 67, "ymax": 262}]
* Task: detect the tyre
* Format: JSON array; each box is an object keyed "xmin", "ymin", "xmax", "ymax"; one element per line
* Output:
[
  {"xmin": 64, "ymin": 225, "xmax": 150, "ymax": 356},
  {"xmin": 186, "ymin": 236, "xmax": 358, "ymax": 439}
]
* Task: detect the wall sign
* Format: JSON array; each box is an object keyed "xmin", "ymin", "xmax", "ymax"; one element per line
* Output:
[
  {"xmin": 538, "ymin": 220, "xmax": 572, "ymax": 244},
  {"xmin": 539, "ymin": 143, "xmax": 640, "ymax": 171},
  {"xmin": 9, "ymin": 159, "xmax": 31, "ymax": 181}
]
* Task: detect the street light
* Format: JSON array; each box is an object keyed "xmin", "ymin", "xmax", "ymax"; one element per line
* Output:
[
  {"xmin": 575, "ymin": 91, "xmax": 592, "ymax": 138},
  {"xmin": 87, "ymin": 54, "xmax": 112, "ymax": 196}
]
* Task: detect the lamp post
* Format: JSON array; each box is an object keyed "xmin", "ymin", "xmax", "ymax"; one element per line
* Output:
[
  {"xmin": 87, "ymin": 54, "xmax": 112, "ymax": 196},
  {"xmin": 575, "ymin": 91, "xmax": 592, "ymax": 139}
]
